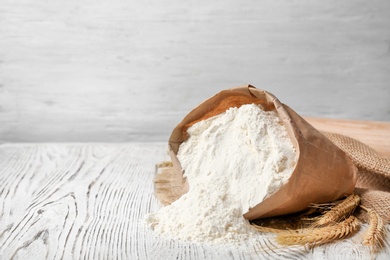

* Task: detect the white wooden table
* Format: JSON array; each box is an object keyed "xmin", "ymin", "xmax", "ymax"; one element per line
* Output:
[{"xmin": 0, "ymin": 141, "xmax": 389, "ymax": 260}]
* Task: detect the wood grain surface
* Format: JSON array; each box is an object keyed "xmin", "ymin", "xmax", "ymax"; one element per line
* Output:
[
  {"xmin": 306, "ymin": 117, "xmax": 390, "ymax": 157},
  {"xmin": 0, "ymin": 143, "xmax": 389, "ymax": 259}
]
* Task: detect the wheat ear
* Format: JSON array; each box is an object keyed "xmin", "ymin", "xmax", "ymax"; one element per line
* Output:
[
  {"xmin": 361, "ymin": 207, "xmax": 386, "ymax": 253},
  {"xmin": 314, "ymin": 194, "xmax": 360, "ymax": 226},
  {"xmin": 276, "ymin": 216, "xmax": 360, "ymax": 246}
]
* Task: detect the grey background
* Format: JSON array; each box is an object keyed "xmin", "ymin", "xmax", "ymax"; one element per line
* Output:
[{"xmin": 1, "ymin": 0, "xmax": 389, "ymax": 142}]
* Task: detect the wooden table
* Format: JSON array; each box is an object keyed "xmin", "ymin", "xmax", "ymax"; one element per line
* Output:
[{"xmin": 0, "ymin": 118, "xmax": 389, "ymax": 259}]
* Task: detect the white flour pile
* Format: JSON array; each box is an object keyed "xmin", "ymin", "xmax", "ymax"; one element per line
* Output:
[{"xmin": 146, "ymin": 104, "xmax": 297, "ymax": 244}]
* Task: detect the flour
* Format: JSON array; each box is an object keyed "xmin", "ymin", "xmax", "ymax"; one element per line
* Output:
[{"xmin": 146, "ymin": 104, "xmax": 297, "ymax": 244}]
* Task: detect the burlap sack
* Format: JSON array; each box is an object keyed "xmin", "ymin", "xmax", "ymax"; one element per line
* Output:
[
  {"xmin": 165, "ymin": 85, "xmax": 358, "ymax": 220},
  {"xmin": 323, "ymin": 132, "xmax": 390, "ymax": 223}
]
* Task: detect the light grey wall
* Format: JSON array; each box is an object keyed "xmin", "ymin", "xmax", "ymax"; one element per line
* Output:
[{"xmin": 1, "ymin": 0, "xmax": 389, "ymax": 142}]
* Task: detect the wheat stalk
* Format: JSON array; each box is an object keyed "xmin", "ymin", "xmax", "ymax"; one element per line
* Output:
[
  {"xmin": 155, "ymin": 161, "xmax": 173, "ymax": 169},
  {"xmin": 252, "ymin": 224, "xmax": 297, "ymax": 234},
  {"xmin": 276, "ymin": 216, "xmax": 360, "ymax": 247},
  {"xmin": 251, "ymin": 214, "xmax": 313, "ymax": 233},
  {"xmin": 362, "ymin": 207, "xmax": 386, "ymax": 253},
  {"xmin": 313, "ymin": 194, "xmax": 360, "ymax": 226}
]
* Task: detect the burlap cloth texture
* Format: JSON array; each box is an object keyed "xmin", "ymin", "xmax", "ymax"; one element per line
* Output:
[
  {"xmin": 323, "ymin": 132, "xmax": 390, "ymax": 223},
  {"xmin": 155, "ymin": 85, "xmax": 390, "ymax": 224}
]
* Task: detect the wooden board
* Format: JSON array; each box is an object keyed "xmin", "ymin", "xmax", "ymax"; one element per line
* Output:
[
  {"xmin": 0, "ymin": 142, "xmax": 389, "ymax": 259},
  {"xmin": 306, "ymin": 117, "xmax": 390, "ymax": 157}
]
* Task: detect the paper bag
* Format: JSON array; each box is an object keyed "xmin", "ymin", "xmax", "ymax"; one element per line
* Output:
[{"xmin": 167, "ymin": 85, "xmax": 358, "ymax": 220}]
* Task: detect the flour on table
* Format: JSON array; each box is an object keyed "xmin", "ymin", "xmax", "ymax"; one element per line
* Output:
[{"xmin": 146, "ymin": 104, "xmax": 297, "ymax": 244}]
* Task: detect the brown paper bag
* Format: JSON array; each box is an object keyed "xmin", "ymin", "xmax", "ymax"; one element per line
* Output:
[{"xmin": 167, "ymin": 85, "xmax": 358, "ymax": 220}]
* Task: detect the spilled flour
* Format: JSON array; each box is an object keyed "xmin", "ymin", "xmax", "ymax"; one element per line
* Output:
[{"xmin": 146, "ymin": 104, "xmax": 297, "ymax": 244}]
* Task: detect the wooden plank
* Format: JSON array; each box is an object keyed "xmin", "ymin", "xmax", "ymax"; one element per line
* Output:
[
  {"xmin": 306, "ymin": 117, "xmax": 390, "ymax": 157},
  {"xmin": 0, "ymin": 143, "xmax": 389, "ymax": 259}
]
